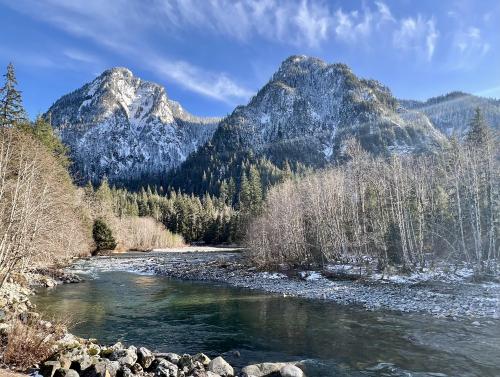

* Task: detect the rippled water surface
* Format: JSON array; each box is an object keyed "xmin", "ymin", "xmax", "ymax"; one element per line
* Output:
[{"xmin": 33, "ymin": 267, "xmax": 500, "ymax": 377}]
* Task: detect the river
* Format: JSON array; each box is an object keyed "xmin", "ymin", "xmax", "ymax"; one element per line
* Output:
[{"xmin": 33, "ymin": 256, "xmax": 500, "ymax": 377}]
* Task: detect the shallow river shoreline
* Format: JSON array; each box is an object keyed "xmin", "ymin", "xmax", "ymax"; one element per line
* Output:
[{"xmin": 70, "ymin": 251, "xmax": 500, "ymax": 321}]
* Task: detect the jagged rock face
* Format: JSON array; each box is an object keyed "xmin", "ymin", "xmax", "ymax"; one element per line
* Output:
[
  {"xmin": 400, "ymin": 91, "xmax": 500, "ymax": 137},
  {"xmin": 211, "ymin": 55, "xmax": 445, "ymax": 164},
  {"xmin": 46, "ymin": 67, "xmax": 219, "ymax": 184},
  {"xmin": 167, "ymin": 55, "xmax": 447, "ymax": 196}
]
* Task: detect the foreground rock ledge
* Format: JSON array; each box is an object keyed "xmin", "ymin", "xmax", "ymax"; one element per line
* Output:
[{"xmin": 37, "ymin": 334, "xmax": 306, "ymax": 377}]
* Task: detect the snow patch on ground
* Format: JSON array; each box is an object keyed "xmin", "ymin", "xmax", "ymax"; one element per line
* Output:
[
  {"xmin": 299, "ymin": 271, "xmax": 323, "ymax": 281},
  {"xmin": 259, "ymin": 272, "xmax": 287, "ymax": 280}
]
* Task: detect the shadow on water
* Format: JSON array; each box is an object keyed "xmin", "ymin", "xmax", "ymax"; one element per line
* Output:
[{"xmin": 33, "ymin": 271, "xmax": 500, "ymax": 377}]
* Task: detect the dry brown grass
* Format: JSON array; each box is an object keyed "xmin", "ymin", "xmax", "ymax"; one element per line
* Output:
[
  {"xmin": 2, "ymin": 319, "xmax": 66, "ymax": 371},
  {"xmin": 0, "ymin": 368, "xmax": 28, "ymax": 377},
  {"xmin": 113, "ymin": 216, "xmax": 184, "ymax": 251}
]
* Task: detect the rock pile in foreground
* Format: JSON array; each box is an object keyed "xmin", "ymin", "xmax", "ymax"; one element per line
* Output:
[{"xmin": 39, "ymin": 336, "xmax": 305, "ymax": 377}]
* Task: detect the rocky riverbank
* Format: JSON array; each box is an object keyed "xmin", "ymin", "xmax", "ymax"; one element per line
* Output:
[
  {"xmin": 0, "ymin": 270, "xmax": 306, "ymax": 377},
  {"xmin": 35, "ymin": 337, "xmax": 306, "ymax": 377},
  {"xmin": 69, "ymin": 252, "xmax": 500, "ymax": 321}
]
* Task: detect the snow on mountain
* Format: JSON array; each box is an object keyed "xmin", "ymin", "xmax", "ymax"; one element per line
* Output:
[
  {"xmin": 45, "ymin": 67, "xmax": 219, "ymax": 184},
  {"xmin": 168, "ymin": 56, "xmax": 448, "ymax": 195},
  {"xmin": 209, "ymin": 55, "xmax": 445, "ymax": 163},
  {"xmin": 399, "ymin": 91, "xmax": 500, "ymax": 137}
]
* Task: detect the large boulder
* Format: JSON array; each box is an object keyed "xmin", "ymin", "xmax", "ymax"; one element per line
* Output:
[
  {"xmin": 117, "ymin": 366, "xmax": 133, "ymax": 377},
  {"xmin": 155, "ymin": 352, "xmax": 181, "ymax": 365},
  {"xmin": 179, "ymin": 354, "xmax": 195, "ymax": 371},
  {"xmin": 81, "ymin": 365, "xmax": 105, "ymax": 377},
  {"xmin": 207, "ymin": 357, "xmax": 233, "ymax": 377},
  {"xmin": 280, "ymin": 365, "xmax": 305, "ymax": 377},
  {"xmin": 70, "ymin": 353, "xmax": 95, "ymax": 372},
  {"xmin": 109, "ymin": 346, "xmax": 138, "ymax": 367},
  {"xmin": 194, "ymin": 353, "xmax": 211, "ymax": 367},
  {"xmin": 53, "ymin": 369, "xmax": 80, "ymax": 377},
  {"xmin": 191, "ymin": 371, "xmax": 221, "ymax": 377},
  {"xmin": 88, "ymin": 343, "xmax": 101, "ymax": 356},
  {"xmin": 138, "ymin": 347, "xmax": 155, "ymax": 369},
  {"xmin": 241, "ymin": 363, "xmax": 288, "ymax": 377},
  {"xmin": 130, "ymin": 363, "xmax": 143, "ymax": 374},
  {"xmin": 206, "ymin": 373, "xmax": 221, "ymax": 377},
  {"xmin": 80, "ymin": 360, "xmax": 119, "ymax": 377},
  {"xmin": 100, "ymin": 342, "xmax": 124, "ymax": 358},
  {"xmin": 96, "ymin": 360, "xmax": 121, "ymax": 377},
  {"xmin": 58, "ymin": 355, "xmax": 73, "ymax": 370},
  {"xmin": 153, "ymin": 359, "xmax": 179, "ymax": 377},
  {"xmin": 56, "ymin": 333, "xmax": 82, "ymax": 350},
  {"xmin": 40, "ymin": 361, "xmax": 61, "ymax": 377}
]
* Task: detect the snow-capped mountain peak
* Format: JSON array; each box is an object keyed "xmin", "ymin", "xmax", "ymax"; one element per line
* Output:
[{"xmin": 45, "ymin": 68, "xmax": 220, "ymax": 184}]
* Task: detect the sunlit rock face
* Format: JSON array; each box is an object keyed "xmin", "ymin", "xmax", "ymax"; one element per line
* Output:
[
  {"xmin": 191, "ymin": 55, "xmax": 445, "ymax": 167},
  {"xmin": 46, "ymin": 67, "xmax": 219, "ymax": 184}
]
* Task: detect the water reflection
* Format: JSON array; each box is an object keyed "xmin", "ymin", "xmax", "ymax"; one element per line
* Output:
[{"xmin": 33, "ymin": 271, "xmax": 500, "ymax": 377}]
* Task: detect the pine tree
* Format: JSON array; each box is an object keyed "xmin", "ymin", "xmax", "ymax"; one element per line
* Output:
[
  {"xmin": 248, "ymin": 165, "xmax": 263, "ymax": 214},
  {"xmin": 466, "ymin": 108, "xmax": 491, "ymax": 148},
  {"xmin": 219, "ymin": 180, "xmax": 229, "ymax": 206},
  {"xmin": 92, "ymin": 218, "xmax": 117, "ymax": 253},
  {"xmin": 84, "ymin": 181, "xmax": 95, "ymax": 197},
  {"xmin": 227, "ymin": 177, "xmax": 236, "ymax": 206},
  {"xmin": 239, "ymin": 171, "xmax": 252, "ymax": 211},
  {"xmin": 96, "ymin": 177, "xmax": 112, "ymax": 204},
  {"xmin": 0, "ymin": 63, "xmax": 27, "ymax": 127}
]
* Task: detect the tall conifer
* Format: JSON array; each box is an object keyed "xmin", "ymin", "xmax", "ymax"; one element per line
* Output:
[{"xmin": 0, "ymin": 63, "xmax": 27, "ymax": 127}]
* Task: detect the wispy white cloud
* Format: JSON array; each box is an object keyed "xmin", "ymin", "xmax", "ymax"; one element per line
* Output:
[
  {"xmin": 147, "ymin": 57, "xmax": 254, "ymax": 104},
  {"xmin": 63, "ymin": 49, "xmax": 100, "ymax": 64},
  {"xmin": 448, "ymin": 26, "xmax": 491, "ymax": 70},
  {"xmin": 295, "ymin": 1, "xmax": 331, "ymax": 47},
  {"xmin": 334, "ymin": 8, "xmax": 373, "ymax": 42},
  {"xmin": 5, "ymin": 0, "xmax": 495, "ymax": 89},
  {"xmin": 375, "ymin": 1, "xmax": 395, "ymax": 24},
  {"xmin": 455, "ymin": 27, "xmax": 490, "ymax": 55},
  {"xmin": 331, "ymin": 2, "xmax": 397, "ymax": 43},
  {"xmin": 393, "ymin": 15, "xmax": 438, "ymax": 61},
  {"xmin": 159, "ymin": 0, "xmax": 333, "ymax": 48},
  {"xmin": 1, "ymin": 0, "xmax": 253, "ymax": 104}
]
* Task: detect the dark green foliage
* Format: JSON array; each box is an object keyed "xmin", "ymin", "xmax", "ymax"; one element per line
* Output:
[
  {"xmin": 92, "ymin": 218, "xmax": 117, "ymax": 252},
  {"xmin": 0, "ymin": 63, "xmax": 27, "ymax": 127},
  {"xmin": 239, "ymin": 166, "xmax": 263, "ymax": 215},
  {"xmin": 105, "ymin": 184, "xmax": 239, "ymax": 244},
  {"xmin": 385, "ymin": 222, "xmax": 403, "ymax": 266}
]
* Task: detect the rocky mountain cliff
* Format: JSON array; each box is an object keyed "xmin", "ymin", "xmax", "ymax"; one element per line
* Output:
[
  {"xmin": 47, "ymin": 56, "xmax": 498, "ymax": 192},
  {"xmin": 45, "ymin": 67, "xmax": 219, "ymax": 184},
  {"xmin": 168, "ymin": 55, "xmax": 446, "ymax": 195},
  {"xmin": 400, "ymin": 91, "xmax": 500, "ymax": 136},
  {"xmin": 215, "ymin": 55, "xmax": 445, "ymax": 160}
]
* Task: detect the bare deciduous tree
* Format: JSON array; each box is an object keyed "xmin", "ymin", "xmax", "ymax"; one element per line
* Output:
[
  {"xmin": 246, "ymin": 135, "xmax": 499, "ymax": 277},
  {"xmin": 0, "ymin": 129, "xmax": 90, "ymax": 286}
]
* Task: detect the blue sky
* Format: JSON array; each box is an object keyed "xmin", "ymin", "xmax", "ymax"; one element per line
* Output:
[{"xmin": 1, "ymin": 0, "xmax": 499, "ymax": 119}]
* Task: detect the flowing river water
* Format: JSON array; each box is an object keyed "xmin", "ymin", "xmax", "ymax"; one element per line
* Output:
[{"xmin": 32, "ymin": 255, "xmax": 500, "ymax": 377}]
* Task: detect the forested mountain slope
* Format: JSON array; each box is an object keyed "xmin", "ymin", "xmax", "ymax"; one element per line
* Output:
[
  {"xmin": 400, "ymin": 91, "xmax": 500, "ymax": 136},
  {"xmin": 167, "ymin": 55, "xmax": 446, "ymax": 196}
]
